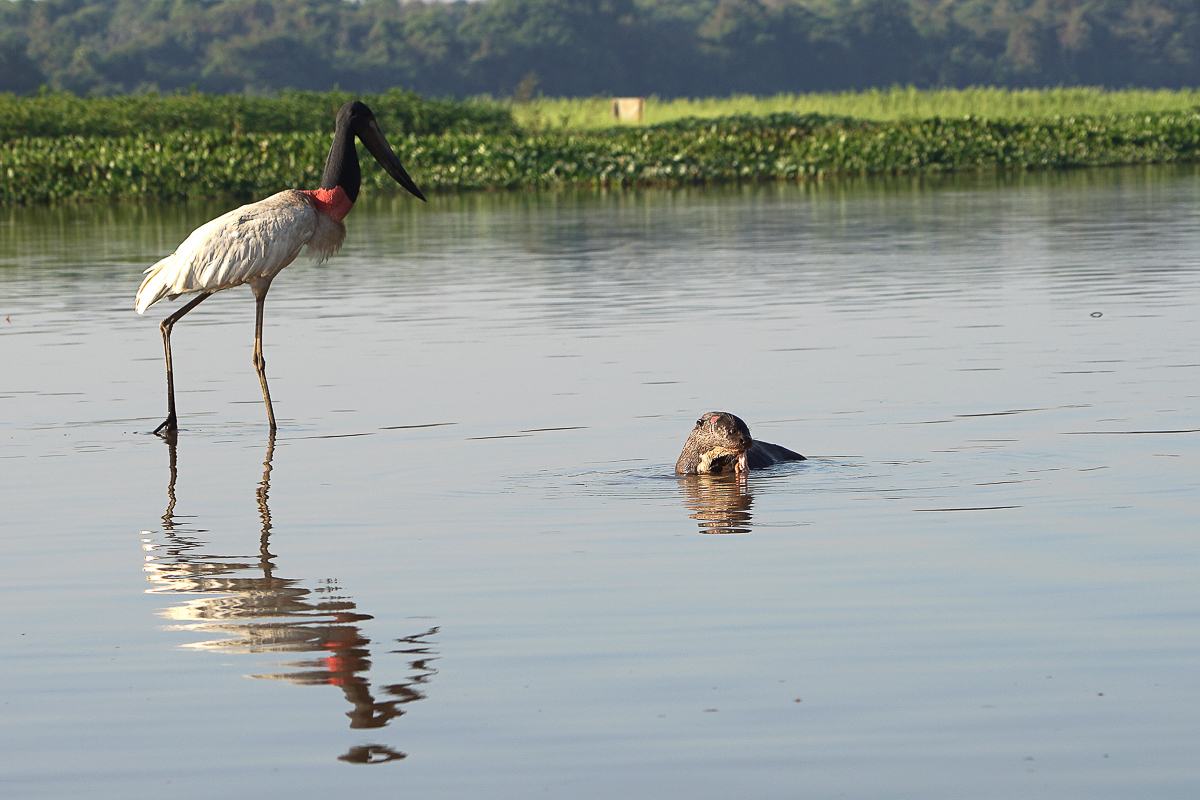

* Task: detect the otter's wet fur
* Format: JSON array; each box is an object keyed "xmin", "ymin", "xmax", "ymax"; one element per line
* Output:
[{"xmin": 675, "ymin": 412, "xmax": 806, "ymax": 476}]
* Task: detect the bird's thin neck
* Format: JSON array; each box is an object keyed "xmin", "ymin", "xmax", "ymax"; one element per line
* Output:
[{"xmin": 319, "ymin": 122, "xmax": 361, "ymax": 203}]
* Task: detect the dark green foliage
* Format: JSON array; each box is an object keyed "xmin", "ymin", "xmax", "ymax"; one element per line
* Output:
[
  {"xmin": 5, "ymin": 0, "xmax": 1200, "ymax": 98},
  {"xmin": 8, "ymin": 109, "xmax": 1200, "ymax": 202},
  {"xmin": 0, "ymin": 89, "xmax": 518, "ymax": 139}
]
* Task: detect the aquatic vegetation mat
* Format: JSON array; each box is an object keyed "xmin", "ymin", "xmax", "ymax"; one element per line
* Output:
[{"xmin": 8, "ymin": 109, "xmax": 1200, "ymax": 202}]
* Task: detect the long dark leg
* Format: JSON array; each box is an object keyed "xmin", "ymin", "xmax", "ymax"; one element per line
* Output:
[
  {"xmin": 251, "ymin": 280, "xmax": 277, "ymax": 432},
  {"xmin": 154, "ymin": 292, "xmax": 211, "ymax": 436}
]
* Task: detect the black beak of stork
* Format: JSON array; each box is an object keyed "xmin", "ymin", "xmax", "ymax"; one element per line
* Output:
[{"xmin": 357, "ymin": 116, "xmax": 427, "ymax": 202}]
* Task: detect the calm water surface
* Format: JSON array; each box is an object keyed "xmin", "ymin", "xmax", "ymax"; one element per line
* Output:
[{"xmin": 2, "ymin": 169, "xmax": 1198, "ymax": 798}]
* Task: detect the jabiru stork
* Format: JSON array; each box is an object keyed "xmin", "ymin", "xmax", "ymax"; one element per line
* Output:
[{"xmin": 136, "ymin": 100, "xmax": 426, "ymax": 435}]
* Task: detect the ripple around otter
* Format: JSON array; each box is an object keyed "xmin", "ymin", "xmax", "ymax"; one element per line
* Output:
[{"xmin": 2, "ymin": 168, "xmax": 1199, "ymax": 799}]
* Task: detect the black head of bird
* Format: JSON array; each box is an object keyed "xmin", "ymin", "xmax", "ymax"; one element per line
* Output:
[{"xmin": 320, "ymin": 101, "xmax": 426, "ymax": 205}]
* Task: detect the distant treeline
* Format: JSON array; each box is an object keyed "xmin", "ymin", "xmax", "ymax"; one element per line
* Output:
[{"xmin": 5, "ymin": 0, "xmax": 1200, "ymax": 98}]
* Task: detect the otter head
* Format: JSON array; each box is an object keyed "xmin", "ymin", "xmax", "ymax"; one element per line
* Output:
[{"xmin": 677, "ymin": 411, "xmax": 754, "ymax": 476}]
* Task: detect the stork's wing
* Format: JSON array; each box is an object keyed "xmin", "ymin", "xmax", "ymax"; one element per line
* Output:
[{"xmin": 136, "ymin": 191, "xmax": 318, "ymax": 314}]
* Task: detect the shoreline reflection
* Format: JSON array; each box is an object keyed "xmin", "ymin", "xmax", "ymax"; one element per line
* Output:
[{"xmin": 142, "ymin": 435, "xmax": 436, "ymax": 763}]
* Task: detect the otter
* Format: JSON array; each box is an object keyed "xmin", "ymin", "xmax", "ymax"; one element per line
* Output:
[{"xmin": 675, "ymin": 412, "xmax": 806, "ymax": 476}]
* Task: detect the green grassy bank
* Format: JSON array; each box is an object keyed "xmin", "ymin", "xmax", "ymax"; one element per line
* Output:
[
  {"xmin": 515, "ymin": 87, "xmax": 1200, "ymax": 130},
  {"xmin": 6, "ymin": 90, "xmax": 1200, "ymax": 203}
]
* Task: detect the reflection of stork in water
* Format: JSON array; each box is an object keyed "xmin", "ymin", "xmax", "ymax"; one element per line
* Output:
[{"xmin": 144, "ymin": 434, "xmax": 436, "ymax": 763}]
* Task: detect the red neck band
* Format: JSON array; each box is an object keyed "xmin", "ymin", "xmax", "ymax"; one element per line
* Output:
[{"xmin": 299, "ymin": 186, "xmax": 354, "ymax": 222}]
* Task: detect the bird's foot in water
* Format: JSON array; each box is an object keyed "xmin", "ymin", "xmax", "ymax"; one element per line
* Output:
[{"xmin": 152, "ymin": 415, "xmax": 178, "ymax": 437}]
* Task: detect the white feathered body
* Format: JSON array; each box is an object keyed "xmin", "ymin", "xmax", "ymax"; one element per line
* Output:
[{"xmin": 136, "ymin": 190, "xmax": 346, "ymax": 315}]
